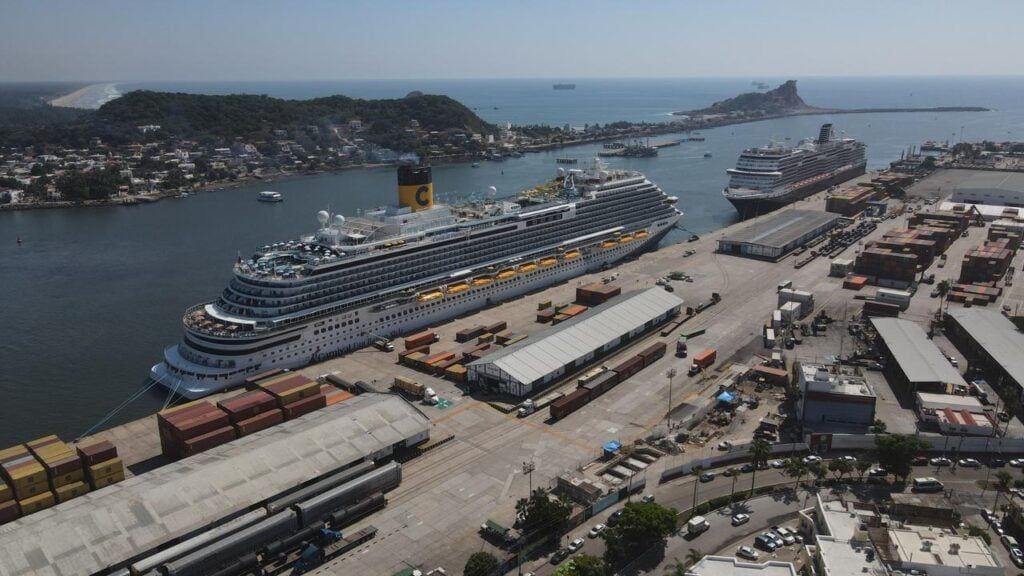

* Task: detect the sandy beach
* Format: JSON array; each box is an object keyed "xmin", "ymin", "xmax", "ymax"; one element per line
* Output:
[{"xmin": 48, "ymin": 82, "xmax": 121, "ymax": 109}]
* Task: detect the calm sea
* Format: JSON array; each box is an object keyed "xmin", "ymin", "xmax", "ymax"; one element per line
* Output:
[{"xmin": 2, "ymin": 77, "xmax": 1023, "ymax": 445}]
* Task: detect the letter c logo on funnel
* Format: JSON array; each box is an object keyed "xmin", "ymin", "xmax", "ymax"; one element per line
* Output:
[{"xmin": 415, "ymin": 185, "xmax": 430, "ymax": 206}]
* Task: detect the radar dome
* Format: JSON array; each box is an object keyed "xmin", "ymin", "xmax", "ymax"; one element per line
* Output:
[
  {"xmin": 333, "ymin": 214, "xmax": 346, "ymax": 227},
  {"xmin": 317, "ymin": 210, "xmax": 330, "ymax": 225}
]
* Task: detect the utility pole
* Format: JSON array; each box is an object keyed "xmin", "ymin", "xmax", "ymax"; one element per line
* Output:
[
  {"xmin": 522, "ymin": 461, "xmax": 535, "ymax": 494},
  {"xmin": 666, "ymin": 368, "xmax": 677, "ymax": 430}
]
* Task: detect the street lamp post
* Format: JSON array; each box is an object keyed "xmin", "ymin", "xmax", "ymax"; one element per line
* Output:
[
  {"xmin": 666, "ymin": 368, "xmax": 677, "ymax": 431},
  {"xmin": 522, "ymin": 461, "xmax": 535, "ymax": 494}
]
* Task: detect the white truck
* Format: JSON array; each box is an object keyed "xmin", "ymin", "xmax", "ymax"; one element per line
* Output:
[
  {"xmin": 687, "ymin": 515, "xmax": 710, "ymax": 536},
  {"xmin": 517, "ymin": 399, "xmax": 536, "ymax": 417}
]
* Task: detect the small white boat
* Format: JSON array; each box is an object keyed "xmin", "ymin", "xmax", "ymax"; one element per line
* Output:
[{"xmin": 258, "ymin": 191, "xmax": 283, "ymax": 202}]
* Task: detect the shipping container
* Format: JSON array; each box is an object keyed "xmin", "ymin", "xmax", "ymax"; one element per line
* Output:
[
  {"xmin": 54, "ymin": 480, "xmax": 89, "ymax": 503},
  {"xmin": 0, "ymin": 499, "xmax": 18, "ymax": 525},
  {"xmin": 503, "ymin": 335, "xmax": 528, "ymax": 346},
  {"xmin": 637, "ymin": 342, "xmax": 667, "ymax": 367},
  {"xmin": 161, "ymin": 408, "xmax": 232, "ymax": 442},
  {"xmin": 0, "ymin": 481, "xmax": 10, "ymax": 504},
  {"xmin": 244, "ymin": 368, "xmax": 285, "ymax": 386},
  {"xmin": 862, "ymin": 301, "xmax": 900, "ymax": 318},
  {"xmin": 323, "ymin": 389, "xmax": 354, "ymax": 406},
  {"xmin": 423, "ymin": 351, "xmax": 456, "ymax": 366},
  {"xmin": 404, "ymin": 330, "xmax": 438, "ymax": 349},
  {"xmin": 179, "ymin": 426, "xmax": 237, "ymax": 458},
  {"xmin": 393, "ymin": 376, "xmax": 424, "ymax": 397},
  {"xmin": 551, "ymin": 313, "xmax": 571, "ymax": 325},
  {"xmin": 576, "ymin": 283, "xmax": 620, "ymax": 306},
  {"xmin": 18, "ymin": 491, "xmax": 54, "ymax": 514},
  {"xmin": 536, "ymin": 309, "xmax": 557, "ymax": 323},
  {"xmin": 582, "ymin": 371, "xmax": 620, "ymax": 399},
  {"xmin": 477, "ymin": 333, "xmax": 495, "ymax": 344},
  {"xmin": 399, "ymin": 344, "xmax": 431, "ymax": 358},
  {"xmin": 89, "ymin": 468, "xmax": 126, "ymax": 490},
  {"xmin": 233, "ymin": 408, "xmax": 284, "ymax": 437},
  {"xmin": 217, "ymin": 390, "xmax": 278, "ymax": 424},
  {"xmin": 283, "ymin": 394, "xmax": 327, "ymax": 420},
  {"xmin": 561, "ymin": 305, "xmax": 587, "ymax": 317},
  {"xmin": 455, "ymin": 326, "xmax": 486, "ymax": 343},
  {"xmin": 613, "ymin": 355, "xmax": 645, "ymax": 380},
  {"xmin": 264, "ymin": 379, "xmax": 320, "ymax": 406},
  {"xmin": 549, "ymin": 388, "xmax": 591, "ymax": 420},
  {"xmin": 752, "ymin": 365, "xmax": 789, "ymax": 385},
  {"xmin": 495, "ymin": 331, "xmax": 513, "ymax": 345},
  {"xmin": 75, "ymin": 440, "xmax": 118, "ymax": 467},
  {"xmin": 693, "ymin": 349, "xmax": 717, "ymax": 369},
  {"xmin": 485, "ymin": 321, "xmax": 507, "ymax": 334},
  {"xmin": 12, "ymin": 480, "xmax": 48, "ymax": 501},
  {"xmin": 86, "ymin": 458, "xmax": 123, "ymax": 480}
]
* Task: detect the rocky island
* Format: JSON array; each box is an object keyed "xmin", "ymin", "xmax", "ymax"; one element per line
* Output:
[{"xmin": 674, "ymin": 79, "xmax": 988, "ymax": 121}]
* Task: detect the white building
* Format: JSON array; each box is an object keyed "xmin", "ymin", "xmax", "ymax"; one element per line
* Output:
[
  {"xmin": 952, "ymin": 171, "xmax": 1024, "ymax": 207},
  {"xmin": 686, "ymin": 556, "xmax": 797, "ymax": 576},
  {"xmin": 886, "ymin": 525, "xmax": 1003, "ymax": 576}
]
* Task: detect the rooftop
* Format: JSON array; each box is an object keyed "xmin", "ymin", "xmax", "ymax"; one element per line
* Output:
[
  {"xmin": 468, "ymin": 288, "xmax": 683, "ymax": 385},
  {"xmin": 687, "ymin": 556, "xmax": 798, "ymax": 576},
  {"xmin": 915, "ymin": 392, "xmax": 985, "ymax": 411},
  {"xmin": 0, "ymin": 394, "xmax": 430, "ymax": 576},
  {"xmin": 801, "ymin": 365, "xmax": 875, "ymax": 397},
  {"xmin": 818, "ymin": 498, "xmax": 877, "ymax": 542},
  {"xmin": 955, "ymin": 171, "xmax": 1024, "ymax": 194},
  {"xmin": 888, "ymin": 526, "xmax": 1001, "ymax": 569},
  {"xmin": 815, "ymin": 537, "xmax": 887, "ymax": 576},
  {"xmin": 871, "ymin": 318, "xmax": 966, "ymax": 386},
  {"xmin": 947, "ymin": 307, "xmax": 1024, "ymax": 389},
  {"xmin": 719, "ymin": 209, "xmax": 840, "ymax": 249}
]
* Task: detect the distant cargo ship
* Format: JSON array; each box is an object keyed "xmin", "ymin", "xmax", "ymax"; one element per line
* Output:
[
  {"xmin": 152, "ymin": 161, "xmax": 681, "ymax": 398},
  {"xmin": 552, "ymin": 83, "xmax": 576, "ymax": 90},
  {"xmin": 723, "ymin": 123, "xmax": 866, "ymax": 219}
]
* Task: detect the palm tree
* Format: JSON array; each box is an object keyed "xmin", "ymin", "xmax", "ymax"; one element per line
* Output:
[
  {"xmin": 809, "ymin": 462, "xmax": 827, "ymax": 487},
  {"xmin": 669, "ymin": 549, "xmax": 705, "ymax": 576},
  {"xmin": 685, "ymin": 548, "xmax": 704, "ymax": 567},
  {"xmin": 748, "ymin": 439, "xmax": 772, "ymax": 496},
  {"xmin": 783, "ymin": 457, "xmax": 807, "ymax": 490},
  {"xmin": 994, "ymin": 470, "xmax": 1013, "ymax": 511}
]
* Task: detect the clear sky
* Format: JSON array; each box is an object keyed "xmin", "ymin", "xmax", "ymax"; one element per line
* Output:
[{"xmin": 1, "ymin": 0, "xmax": 1021, "ymax": 82}]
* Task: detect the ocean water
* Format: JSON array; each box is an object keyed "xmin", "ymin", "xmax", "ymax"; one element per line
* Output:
[{"xmin": 1, "ymin": 76, "xmax": 1023, "ymax": 445}]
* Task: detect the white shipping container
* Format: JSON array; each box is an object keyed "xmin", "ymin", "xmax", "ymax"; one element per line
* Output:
[
  {"xmin": 772, "ymin": 310, "xmax": 783, "ymax": 330},
  {"xmin": 780, "ymin": 301, "xmax": 804, "ymax": 321},
  {"xmin": 764, "ymin": 328, "xmax": 776, "ymax": 348}
]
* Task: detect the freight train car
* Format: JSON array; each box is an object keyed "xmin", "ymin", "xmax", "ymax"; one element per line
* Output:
[
  {"xmin": 293, "ymin": 463, "xmax": 401, "ymax": 526},
  {"xmin": 159, "ymin": 510, "xmax": 299, "ymax": 576},
  {"xmin": 265, "ymin": 460, "xmax": 375, "ymax": 515}
]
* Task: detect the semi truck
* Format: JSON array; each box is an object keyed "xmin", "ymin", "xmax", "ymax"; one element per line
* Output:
[
  {"xmin": 688, "ymin": 349, "xmax": 717, "ymax": 376},
  {"xmin": 676, "ymin": 336, "xmax": 688, "ymax": 357}
]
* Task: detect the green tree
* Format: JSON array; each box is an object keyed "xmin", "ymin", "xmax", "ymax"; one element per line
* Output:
[
  {"xmin": 993, "ymin": 470, "xmax": 1013, "ymax": 511},
  {"xmin": 828, "ymin": 459, "xmax": 854, "ymax": 480},
  {"xmin": 162, "ymin": 168, "xmax": 187, "ymax": 190},
  {"xmin": 56, "ymin": 167, "xmax": 123, "ymax": 201},
  {"xmin": 463, "ymin": 551, "xmax": 499, "ymax": 576},
  {"xmin": 855, "ymin": 459, "xmax": 874, "ymax": 480},
  {"xmin": 873, "ymin": 434, "xmax": 931, "ymax": 481},
  {"xmin": 783, "ymin": 458, "xmax": 808, "ymax": 490},
  {"xmin": 748, "ymin": 439, "xmax": 772, "ymax": 496},
  {"xmin": 967, "ymin": 524, "xmax": 992, "ymax": 545},
  {"xmin": 568, "ymin": 554, "xmax": 607, "ymax": 576},
  {"xmin": 808, "ymin": 462, "xmax": 827, "ymax": 487},
  {"xmin": 516, "ymin": 487, "xmax": 572, "ymax": 543},
  {"xmin": 602, "ymin": 502, "xmax": 677, "ymax": 569}
]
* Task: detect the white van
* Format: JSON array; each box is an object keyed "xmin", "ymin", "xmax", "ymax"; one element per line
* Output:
[{"xmin": 912, "ymin": 477, "xmax": 944, "ymax": 493}]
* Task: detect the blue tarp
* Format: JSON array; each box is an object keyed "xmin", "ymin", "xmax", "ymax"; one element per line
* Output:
[
  {"xmin": 717, "ymin": 391, "xmax": 736, "ymax": 403},
  {"xmin": 603, "ymin": 441, "xmax": 622, "ymax": 454}
]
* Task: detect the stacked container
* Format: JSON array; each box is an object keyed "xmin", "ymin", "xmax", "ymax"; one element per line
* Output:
[
  {"xmin": 320, "ymin": 384, "xmax": 354, "ymax": 406},
  {"xmin": 0, "ymin": 445, "xmax": 51, "ymax": 515},
  {"xmin": 455, "ymin": 325, "xmax": 486, "ymax": 343},
  {"xmin": 404, "ymin": 331, "xmax": 438, "ymax": 350},
  {"xmin": 960, "ymin": 239, "xmax": 1013, "ymax": 284},
  {"xmin": 536, "ymin": 308, "xmax": 557, "ymax": 323},
  {"xmin": 157, "ymin": 400, "xmax": 235, "ymax": 460},
  {"xmin": 576, "ymin": 283, "xmax": 621, "ymax": 306},
  {"xmin": 257, "ymin": 373, "xmax": 325, "ymax": 420},
  {"xmin": 218, "ymin": 390, "xmax": 282, "ymax": 438},
  {"xmin": 26, "ymin": 436, "xmax": 87, "ymax": 503},
  {"xmin": 0, "ymin": 478, "xmax": 18, "ymax": 525},
  {"xmin": 75, "ymin": 440, "xmax": 123, "ymax": 490}
]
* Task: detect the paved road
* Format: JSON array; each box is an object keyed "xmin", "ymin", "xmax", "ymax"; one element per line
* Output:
[{"xmin": 512, "ymin": 459, "xmax": 1015, "ymax": 575}]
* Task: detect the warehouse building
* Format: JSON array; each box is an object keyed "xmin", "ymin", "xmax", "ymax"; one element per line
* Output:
[
  {"xmin": 871, "ymin": 318, "xmax": 967, "ymax": 394},
  {"xmin": 0, "ymin": 394, "xmax": 430, "ymax": 576},
  {"xmin": 717, "ymin": 209, "xmax": 840, "ymax": 260},
  {"xmin": 797, "ymin": 364, "xmax": 876, "ymax": 435},
  {"xmin": 952, "ymin": 171, "xmax": 1024, "ymax": 207},
  {"xmin": 945, "ymin": 307, "xmax": 1024, "ymax": 400},
  {"xmin": 467, "ymin": 288, "xmax": 683, "ymax": 397}
]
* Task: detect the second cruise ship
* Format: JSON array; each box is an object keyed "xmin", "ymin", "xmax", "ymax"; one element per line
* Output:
[
  {"xmin": 151, "ymin": 160, "xmax": 682, "ymax": 398},
  {"xmin": 723, "ymin": 123, "xmax": 866, "ymax": 219}
]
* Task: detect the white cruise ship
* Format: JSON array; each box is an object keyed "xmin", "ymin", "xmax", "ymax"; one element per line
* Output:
[
  {"xmin": 723, "ymin": 123, "xmax": 866, "ymax": 219},
  {"xmin": 151, "ymin": 160, "xmax": 682, "ymax": 398}
]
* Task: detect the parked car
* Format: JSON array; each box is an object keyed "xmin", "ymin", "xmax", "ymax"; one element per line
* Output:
[
  {"xmin": 990, "ymin": 458, "xmax": 1006, "ymax": 468},
  {"xmin": 754, "ymin": 534, "xmax": 778, "ymax": 551},
  {"xmin": 913, "ymin": 456, "xmax": 929, "ymax": 466},
  {"xmin": 568, "ymin": 538, "xmax": 584, "ymax": 552},
  {"xmin": 700, "ymin": 472, "xmax": 716, "ymax": 482},
  {"xmin": 802, "ymin": 455, "xmax": 822, "ymax": 465},
  {"xmin": 732, "ymin": 513, "xmax": 750, "ymax": 526},
  {"xmin": 740, "ymin": 463, "xmax": 756, "ymax": 473},
  {"xmin": 868, "ymin": 467, "xmax": 888, "ymax": 477},
  {"xmin": 958, "ymin": 458, "xmax": 981, "ymax": 468},
  {"xmin": 550, "ymin": 549, "xmax": 570, "ymax": 565},
  {"xmin": 836, "ymin": 455, "xmax": 857, "ymax": 463},
  {"xmin": 764, "ymin": 531, "xmax": 784, "ymax": 547},
  {"xmin": 641, "ymin": 494, "xmax": 656, "ymax": 503},
  {"xmin": 772, "ymin": 526, "xmax": 797, "ymax": 545},
  {"xmin": 607, "ymin": 509, "xmax": 625, "ymax": 526},
  {"xmin": 588, "ymin": 524, "xmax": 605, "ymax": 538},
  {"xmin": 718, "ymin": 441, "xmax": 734, "ymax": 451},
  {"xmin": 737, "ymin": 546, "xmax": 760, "ymax": 561},
  {"xmin": 929, "ymin": 457, "xmax": 952, "ymax": 467},
  {"xmin": 1009, "ymin": 458, "xmax": 1024, "ymax": 468},
  {"xmin": 770, "ymin": 459, "xmax": 786, "ymax": 469}
]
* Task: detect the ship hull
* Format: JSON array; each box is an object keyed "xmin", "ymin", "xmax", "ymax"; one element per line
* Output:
[
  {"xmin": 151, "ymin": 216, "xmax": 679, "ymax": 399},
  {"xmin": 725, "ymin": 162, "xmax": 866, "ymax": 220}
]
